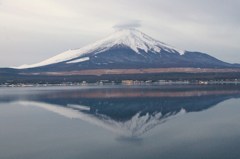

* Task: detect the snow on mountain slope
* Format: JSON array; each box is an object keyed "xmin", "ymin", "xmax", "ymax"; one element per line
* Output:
[
  {"xmin": 15, "ymin": 29, "xmax": 185, "ymax": 69},
  {"xmin": 66, "ymin": 57, "xmax": 90, "ymax": 64}
]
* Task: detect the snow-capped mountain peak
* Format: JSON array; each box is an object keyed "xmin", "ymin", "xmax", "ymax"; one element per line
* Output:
[
  {"xmin": 96, "ymin": 29, "xmax": 184, "ymax": 54},
  {"xmin": 15, "ymin": 29, "xmax": 185, "ymax": 69}
]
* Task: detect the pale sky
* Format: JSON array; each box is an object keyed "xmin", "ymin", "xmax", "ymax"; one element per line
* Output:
[{"xmin": 0, "ymin": 0, "xmax": 240, "ymax": 67}]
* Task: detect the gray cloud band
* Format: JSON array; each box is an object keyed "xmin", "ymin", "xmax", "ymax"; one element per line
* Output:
[{"xmin": 113, "ymin": 20, "xmax": 141, "ymax": 29}]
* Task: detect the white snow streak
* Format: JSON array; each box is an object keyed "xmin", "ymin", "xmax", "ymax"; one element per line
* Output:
[{"xmin": 66, "ymin": 57, "xmax": 90, "ymax": 64}]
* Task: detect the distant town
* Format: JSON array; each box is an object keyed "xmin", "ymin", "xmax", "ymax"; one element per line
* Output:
[{"xmin": 1, "ymin": 79, "xmax": 240, "ymax": 87}]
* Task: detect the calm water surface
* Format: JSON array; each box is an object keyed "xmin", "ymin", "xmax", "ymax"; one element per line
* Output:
[{"xmin": 0, "ymin": 85, "xmax": 240, "ymax": 159}]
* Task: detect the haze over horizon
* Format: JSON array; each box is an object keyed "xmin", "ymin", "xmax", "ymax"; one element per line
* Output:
[{"xmin": 0, "ymin": 0, "xmax": 240, "ymax": 67}]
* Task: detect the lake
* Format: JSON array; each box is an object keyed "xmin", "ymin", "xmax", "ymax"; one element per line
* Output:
[{"xmin": 0, "ymin": 85, "xmax": 240, "ymax": 159}]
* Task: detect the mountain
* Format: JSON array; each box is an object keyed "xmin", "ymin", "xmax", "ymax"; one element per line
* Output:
[
  {"xmin": 15, "ymin": 29, "xmax": 239, "ymax": 72},
  {"xmin": 1, "ymin": 29, "xmax": 240, "ymax": 84}
]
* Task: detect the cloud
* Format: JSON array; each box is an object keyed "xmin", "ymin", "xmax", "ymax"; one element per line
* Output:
[{"xmin": 113, "ymin": 20, "xmax": 141, "ymax": 29}]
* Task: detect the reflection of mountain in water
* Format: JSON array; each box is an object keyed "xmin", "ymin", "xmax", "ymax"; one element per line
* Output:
[{"xmin": 1, "ymin": 85, "xmax": 240, "ymax": 137}]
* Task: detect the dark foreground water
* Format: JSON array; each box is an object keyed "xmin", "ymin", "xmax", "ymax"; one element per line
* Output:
[{"xmin": 0, "ymin": 85, "xmax": 240, "ymax": 159}]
